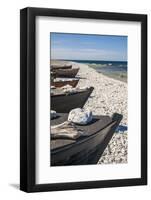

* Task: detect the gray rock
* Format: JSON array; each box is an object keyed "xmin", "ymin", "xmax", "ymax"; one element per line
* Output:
[{"xmin": 68, "ymin": 108, "xmax": 92, "ymax": 125}]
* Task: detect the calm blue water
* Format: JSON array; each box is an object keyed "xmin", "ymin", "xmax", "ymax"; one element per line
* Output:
[{"xmin": 68, "ymin": 60, "xmax": 127, "ymax": 82}]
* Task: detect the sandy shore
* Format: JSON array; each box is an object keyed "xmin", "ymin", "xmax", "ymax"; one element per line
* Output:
[{"xmin": 51, "ymin": 60, "xmax": 128, "ymax": 164}]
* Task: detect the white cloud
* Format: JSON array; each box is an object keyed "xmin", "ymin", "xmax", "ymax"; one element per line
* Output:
[{"xmin": 51, "ymin": 47, "xmax": 127, "ymax": 61}]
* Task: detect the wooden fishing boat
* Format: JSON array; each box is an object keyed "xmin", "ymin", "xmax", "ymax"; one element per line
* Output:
[
  {"xmin": 54, "ymin": 68, "xmax": 79, "ymax": 78},
  {"xmin": 51, "ymin": 65, "xmax": 72, "ymax": 70},
  {"xmin": 50, "ymin": 113, "xmax": 123, "ymax": 166},
  {"xmin": 51, "ymin": 87, "xmax": 94, "ymax": 113},
  {"xmin": 51, "ymin": 78, "xmax": 79, "ymax": 88}
]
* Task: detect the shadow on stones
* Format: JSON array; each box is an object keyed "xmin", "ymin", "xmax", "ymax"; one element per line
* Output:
[{"xmin": 115, "ymin": 125, "xmax": 128, "ymax": 133}]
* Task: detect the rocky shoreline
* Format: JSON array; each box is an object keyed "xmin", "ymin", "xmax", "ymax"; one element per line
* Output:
[{"xmin": 72, "ymin": 61, "xmax": 128, "ymax": 164}]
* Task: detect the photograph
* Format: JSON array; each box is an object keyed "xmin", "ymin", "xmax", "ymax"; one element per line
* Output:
[
  {"xmin": 50, "ymin": 32, "xmax": 128, "ymax": 166},
  {"xmin": 20, "ymin": 7, "xmax": 147, "ymax": 192}
]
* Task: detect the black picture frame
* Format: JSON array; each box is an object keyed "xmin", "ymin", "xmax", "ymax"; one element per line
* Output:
[{"xmin": 20, "ymin": 7, "xmax": 147, "ymax": 192}]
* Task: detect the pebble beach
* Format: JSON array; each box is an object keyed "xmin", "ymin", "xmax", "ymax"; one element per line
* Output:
[{"xmin": 51, "ymin": 60, "xmax": 128, "ymax": 164}]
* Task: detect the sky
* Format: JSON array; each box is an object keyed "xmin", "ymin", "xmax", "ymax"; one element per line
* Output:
[{"xmin": 50, "ymin": 33, "xmax": 127, "ymax": 61}]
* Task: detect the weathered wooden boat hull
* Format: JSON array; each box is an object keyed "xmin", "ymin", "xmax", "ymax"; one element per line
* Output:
[
  {"xmin": 55, "ymin": 68, "xmax": 79, "ymax": 78},
  {"xmin": 51, "ymin": 65, "xmax": 72, "ymax": 70},
  {"xmin": 52, "ymin": 79, "xmax": 79, "ymax": 88},
  {"xmin": 50, "ymin": 113, "xmax": 122, "ymax": 166},
  {"xmin": 51, "ymin": 87, "xmax": 94, "ymax": 113}
]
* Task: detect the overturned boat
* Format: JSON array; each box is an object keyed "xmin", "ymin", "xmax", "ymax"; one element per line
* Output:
[
  {"xmin": 50, "ymin": 113, "xmax": 123, "ymax": 166},
  {"xmin": 51, "ymin": 87, "xmax": 94, "ymax": 113}
]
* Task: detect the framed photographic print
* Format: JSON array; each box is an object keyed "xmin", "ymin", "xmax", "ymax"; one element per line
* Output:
[{"xmin": 20, "ymin": 7, "xmax": 147, "ymax": 192}]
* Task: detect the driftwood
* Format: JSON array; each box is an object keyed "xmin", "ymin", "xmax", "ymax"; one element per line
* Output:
[{"xmin": 51, "ymin": 121, "xmax": 85, "ymax": 140}]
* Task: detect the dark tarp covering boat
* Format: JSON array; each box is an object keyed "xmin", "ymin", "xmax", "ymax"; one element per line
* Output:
[{"xmin": 50, "ymin": 113, "xmax": 122, "ymax": 166}]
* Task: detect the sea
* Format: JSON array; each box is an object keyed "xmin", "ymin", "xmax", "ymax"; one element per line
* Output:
[{"xmin": 69, "ymin": 60, "xmax": 127, "ymax": 82}]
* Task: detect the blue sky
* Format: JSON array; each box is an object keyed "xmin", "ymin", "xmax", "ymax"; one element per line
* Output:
[{"xmin": 50, "ymin": 33, "xmax": 127, "ymax": 61}]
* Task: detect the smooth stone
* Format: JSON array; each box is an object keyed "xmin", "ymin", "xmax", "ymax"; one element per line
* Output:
[{"xmin": 68, "ymin": 108, "xmax": 92, "ymax": 125}]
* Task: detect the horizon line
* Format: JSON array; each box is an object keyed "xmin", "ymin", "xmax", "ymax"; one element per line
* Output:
[{"xmin": 51, "ymin": 58, "xmax": 127, "ymax": 62}]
